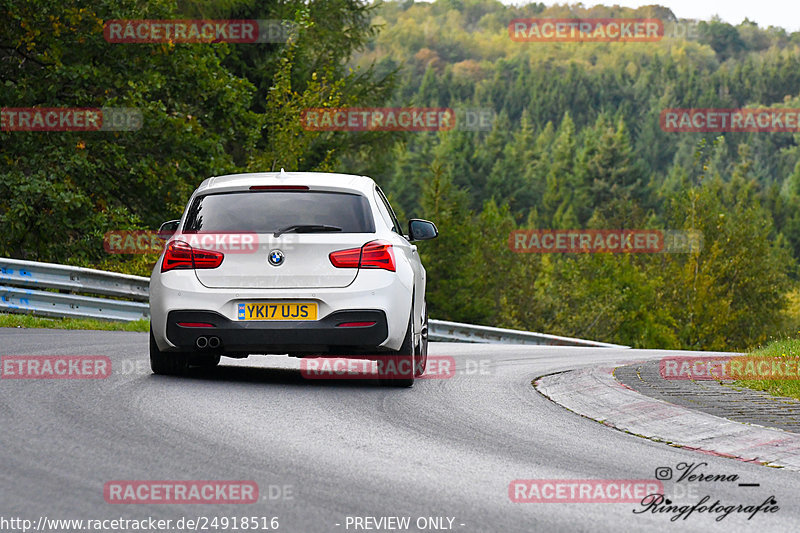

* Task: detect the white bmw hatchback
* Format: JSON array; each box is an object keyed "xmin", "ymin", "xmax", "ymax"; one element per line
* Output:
[{"xmin": 149, "ymin": 171, "xmax": 438, "ymax": 386}]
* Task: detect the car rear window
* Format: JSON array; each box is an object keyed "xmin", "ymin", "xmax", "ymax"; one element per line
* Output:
[{"xmin": 182, "ymin": 191, "xmax": 376, "ymax": 233}]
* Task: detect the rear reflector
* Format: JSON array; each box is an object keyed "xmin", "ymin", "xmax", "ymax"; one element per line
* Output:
[
  {"xmin": 329, "ymin": 240, "xmax": 396, "ymax": 272},
  {"xmin": 336, "ymin": 322, "xmax": 377, "ymax": 328},
  {"xmin": 249, "ymin": 185, "xmax": 309, "ymax": 190},
  {"xmin": 177, "ymin": 322, "xmax": 215, "ymax": 328}
]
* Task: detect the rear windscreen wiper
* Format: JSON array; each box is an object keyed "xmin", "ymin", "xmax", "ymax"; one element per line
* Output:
[{"xmin": 273, "ymin": 224, "xmax": 343, "ymax": 237}]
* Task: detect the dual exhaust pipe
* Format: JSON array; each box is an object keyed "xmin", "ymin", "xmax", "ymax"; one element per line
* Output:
[{"xmin": 195, "ymin": 336, "xmax": 221, "ymax": 350}]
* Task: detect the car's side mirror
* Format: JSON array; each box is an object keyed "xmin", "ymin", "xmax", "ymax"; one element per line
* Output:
[
  {"xmin": 157, "ymin": 220, "xmax": 180, "ymax": 240},
  {"xmin": 408, "ymin": 219, "xmax": 438, "ymax": 242}
]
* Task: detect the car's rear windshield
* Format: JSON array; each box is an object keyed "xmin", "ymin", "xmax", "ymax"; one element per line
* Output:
[{"xmin": 182, "ymin": 190, "xmax": 376, "ymax": 233}]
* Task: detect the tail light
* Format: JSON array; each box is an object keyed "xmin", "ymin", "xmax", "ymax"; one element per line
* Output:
[
  {"xmin": 249, "ymin": 185, "xmax": 309, "ymax": 191},
  {"xmin": 329, "ymin": 240, "xmax": 395, "ymax": 272},
  {"xmin": 328, "ymin": 247, "xmax": 361, "ymax": 269},
  {"xmin": 161, "ymin": 240, "xmax": 224, "ymax": 272},
  {"xmin": 360, "ymin": 241, "xmax": 396, "ymax": 270}
]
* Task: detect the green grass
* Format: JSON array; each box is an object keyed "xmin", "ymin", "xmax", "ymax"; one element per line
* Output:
[
  {"xmin": 0, "ymin": 313, "xmax": 150, "ymax": 332},
  {"xmin": 734, "ymin": 338, "xmax": 800, "ymax": 401}
]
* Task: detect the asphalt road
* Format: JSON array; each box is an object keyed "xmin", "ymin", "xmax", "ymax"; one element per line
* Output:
[{"xmin": 1, "ymin": 328, "xmax": 798, "ymax": 533}]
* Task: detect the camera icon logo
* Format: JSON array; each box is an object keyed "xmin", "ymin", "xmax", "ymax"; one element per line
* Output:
[{"xmin": 655, "ymin": 467, "xmax": 673, "ymax": 480}]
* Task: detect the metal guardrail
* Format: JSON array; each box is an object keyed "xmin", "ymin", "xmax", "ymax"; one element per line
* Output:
[
  {"xmin": 0, "ymin": 285, "xmax": 149, "ymax": 322},
  {"xmin": 0, "ymin": 258, "xmax": 149, "ymax": 321},
  {"xmin": 0, "ymin": 258, "xmax": 149, "ymax": 299},
  {"xmin": 0, "ymin": 258, "xmax": 627, "ymax": 347},
  {"xmin": 426, "ymin": 319, "xmax": 628, "ymax": 348}
]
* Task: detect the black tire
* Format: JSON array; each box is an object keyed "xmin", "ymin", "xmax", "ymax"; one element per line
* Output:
[
  {"xmin": 379, "ymin": 310, "xmax": 415, "ymax": 387},
  {"xmin": 150, "ymin": 328, "xmax": 189, "ymax": 375},
  {"xmin": 415, "ymin": 305, "xmax": 428, "ymax": 377}
]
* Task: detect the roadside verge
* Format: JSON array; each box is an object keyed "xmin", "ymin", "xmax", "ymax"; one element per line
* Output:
[{"xmin": 535, "ymin": 362, "xmax": 800, "ymax": 472}]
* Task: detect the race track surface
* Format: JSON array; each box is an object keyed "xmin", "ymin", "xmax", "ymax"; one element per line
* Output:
[{"xmin": 1, "ymin": 328, "xmax": 796, "ymax": 532}]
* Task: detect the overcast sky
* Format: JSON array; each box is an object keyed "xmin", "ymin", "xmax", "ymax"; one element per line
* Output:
[{"xmin": 499, "ymin": 1, "xmax": 800, "ymax": 32}]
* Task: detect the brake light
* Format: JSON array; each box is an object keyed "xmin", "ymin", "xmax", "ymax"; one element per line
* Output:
[
  {"xmin": 360, "ymin": 241, "xmax": 396, "ymax": 271},
  {"xmin": 329, "ymin": 240, "xmax": 395, "ymax": 272},
  {"xmin": 162, "ymin": 240, "xmax": 192, "ymax": 272},
  {"xmin": 192, "ymin": 247, "xmax": 225, "ymax": 269},
  {"xmin": 249, "ymin": 185, "xmax": 309, "ymax": 190},
  {"xmin": 161, "ymin": 240, "xmax": 224, "ymax": 272},
  {"xmin": 329, "ymin": 247, "xmax": 361, "ymax": 268}
]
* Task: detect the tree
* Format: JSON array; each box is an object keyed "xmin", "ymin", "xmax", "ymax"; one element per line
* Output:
[
  {"xmin": 575, "ymin": 115, "xmax": 645, "ymax": 226},
  {"xmin": 541, "ymin": 112, "xmax": 576, "ymax": 226},
  {"xmin": 417, "ymin": 163, "xmax": 491, "ymax": 323},
  {"xmin": 661, "ymin": 144, "xmax": 792, "ymax": 350},
  {"xmin": 0, "ymin": 0, "xmax": 259, "ymax": 264}
]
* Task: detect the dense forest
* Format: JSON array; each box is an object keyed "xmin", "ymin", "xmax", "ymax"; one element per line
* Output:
[{"xmin": 2, "ymin": 0, "xmax": 800, "ymax": 349}]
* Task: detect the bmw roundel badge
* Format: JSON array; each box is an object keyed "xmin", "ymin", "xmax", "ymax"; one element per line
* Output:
[{"xmin": 268, "ymin": 249, "xmax": 285, "ymax": 266}]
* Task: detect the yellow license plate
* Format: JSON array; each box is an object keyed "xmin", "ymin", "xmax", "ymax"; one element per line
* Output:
[{"xmin": 237, "ymin": 302, "xmax": 318, "ymax": 321}]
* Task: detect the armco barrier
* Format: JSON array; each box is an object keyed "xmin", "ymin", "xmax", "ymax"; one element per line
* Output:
[
  {"xmin": 0, "ymin": 258, "xmax": 627, "ymax": 348},
  {"xmin": 426, "ymin": 319, "xmax": 627, "ymax": 347},
  {"xmin": 0, "ymin": 258, "xmax": 149, "ymax": 321}
]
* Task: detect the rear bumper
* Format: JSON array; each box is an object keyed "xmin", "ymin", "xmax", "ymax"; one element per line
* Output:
[{"xmin": 166, "ymin": 309, "xmax": 389, "ymax": 355}]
